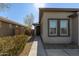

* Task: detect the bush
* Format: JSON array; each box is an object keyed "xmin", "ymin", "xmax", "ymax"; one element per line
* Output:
[
  {"xmin": 24, "ymin": 27, "xmax": 33, "ymax": 36},
  {"xmin": 0, "ymin": 35, "xmax": 28, "ymax": 56}
]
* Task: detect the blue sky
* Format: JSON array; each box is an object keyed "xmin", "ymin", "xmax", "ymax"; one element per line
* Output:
[{"xmin": 0, "ymin": 3, "xmax": 79, "ymax": 25}]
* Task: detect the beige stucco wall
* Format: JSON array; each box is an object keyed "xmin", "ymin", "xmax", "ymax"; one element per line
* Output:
[
  {"xmin": 41, "ymin": 12, "xmax": 75, "ymax": 44},
  {"xmin": 70, "ymin": 16, "xmax": 78, "ymax": 44},
  {"xmin": 77, "ymin": 12, "xmax": 79, "ymax": 46}
]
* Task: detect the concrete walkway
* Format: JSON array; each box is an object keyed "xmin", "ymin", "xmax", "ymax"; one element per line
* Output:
[
  {"xmin": 46, "ymin": 49, "xmax": 79, "ymax": 56},
  {"xmin": 35, "ymin": 36, "xmax": 46, "ymax": 56},
  {"xmin": 29, "ymin": 36, "xmax": 79, "ymax": 56},
  {"xmin": 29, "ymin": 36, "xmax": 46, "ymax": 56},
  {"xmin": 45, "ymin": 43, "xmax": 79, "ymax": 56},
  {"xmin": 29, "ymin": 40, "xmax": 38, "ymax": 56}
]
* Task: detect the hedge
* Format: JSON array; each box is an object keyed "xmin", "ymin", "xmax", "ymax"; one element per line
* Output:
[{"xmin": 0, "ymin": 35, "xmax": 28, "ymax": 56}]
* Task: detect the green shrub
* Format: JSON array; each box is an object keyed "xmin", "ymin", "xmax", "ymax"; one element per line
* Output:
[{"xmin": 0, "ymin": 35, "xmax": 28, "ymax": 56}]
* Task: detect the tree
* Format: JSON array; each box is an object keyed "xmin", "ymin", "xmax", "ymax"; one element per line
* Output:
[
  {"xmin": 0, "ymin": 3, "xmax": 10, "ymax": 12},
  {"xmin": 24, "ymin": 13, "xmax": 34, "ymax": 28}
]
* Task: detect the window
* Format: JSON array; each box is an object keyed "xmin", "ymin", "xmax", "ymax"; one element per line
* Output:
[
  {"xmin": 60, "ymin": 20, "xmax": 68, "ymax": 35},
  {"xmin": 48, "ymin": 19, "xmax": 69, "ymax": 37},
  {"xmin": 49, "ymin": 20, "xmax": 57, "ymax": 36}
]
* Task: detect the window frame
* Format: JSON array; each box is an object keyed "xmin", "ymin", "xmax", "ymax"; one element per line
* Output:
[
  {"xmin": 48, "ymin": 18, "xmax": 70, "ymax": 37},
  {"xmin": 60, "ymin": 20, "xmax": 68, "ymax": 36},
  {"xmin": 48, "ymin": 19, "xmax": 58, "ymax": 36}
]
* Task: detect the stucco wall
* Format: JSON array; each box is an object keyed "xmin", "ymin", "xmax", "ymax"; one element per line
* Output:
[
  {"xmin": 41, "ymin": 12, "xmax": 75, "ymax": 44},
  {"xmin": 71, "ymin": 16, "xmax": 78, "ymax": 44}
]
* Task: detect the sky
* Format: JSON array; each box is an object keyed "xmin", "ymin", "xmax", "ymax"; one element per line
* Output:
[{"xmin": 0, "ymin": 3, "xmax": 79, "ymax": 25}]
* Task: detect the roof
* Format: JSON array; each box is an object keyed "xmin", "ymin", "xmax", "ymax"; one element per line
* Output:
[
  {"xmin": 0, "ymin": 16, "xmax": 24, "ymax": 27},
  {"xmin": 39, "ymin": 8, "xmax": 79, "ymax": 12},
  {"xmin": 32, "ymin": 23, "xmax": 39, "ymax": 26},
  {"xmin": 39, "ymin": 8, "xmax": 79, "ymax": 24}
]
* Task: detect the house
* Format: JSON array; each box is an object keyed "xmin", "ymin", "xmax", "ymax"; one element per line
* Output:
[
  {"xmin": 33, "ymin": 23, "xmax": 40, "ymax": 36},
  {"xmin": 0, "ymin": 16, "xmax": 25, "ymax": 36},
  {"xmin": 39, "ymin": 8, "xmax": 79, "ymax": 45}
]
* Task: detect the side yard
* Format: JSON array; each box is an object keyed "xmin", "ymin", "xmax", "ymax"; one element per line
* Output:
[
  {"xmin": 19, "ymin": 36, "xmax": 33, "ymax": 56},
  {"xmin": 0, "ymin": 26, "xmax": 34, "ymax": 56},
  {"xmin": 0, "ymin": 35, "xmax": 33, "ymax": 56}
]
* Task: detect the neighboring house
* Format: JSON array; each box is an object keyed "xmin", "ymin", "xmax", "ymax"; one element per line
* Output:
[
  {"xmin": 33, "ymin": 23, "xmax": 40, "ymax": 36},
  {"xmin": 39, "ymin": 8, "xmax": 79, "ymax": 45},
  {"xmin": 0, "ymin": 16, "xmax": 25, "ymax": 36}
]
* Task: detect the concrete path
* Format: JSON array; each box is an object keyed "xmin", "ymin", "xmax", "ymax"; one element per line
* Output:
[
  {"xmin": 29, "ymin": 40, "xmax": 38, "ymax": 56},
  {"xmin": 28, "ymin": 36, "xmax": 79, "ymax": 56},
  {"xmin": 46, "ymin": 49, "xmax": 79, "ymax": 56},
  {"xmin": 46, "ymin": 49, "xmax": 68, "ymax": 56},
  {"xmin": 45, "ymin": 43, "xmax": 79, "ymax": 56},
  {"xmin": 29, "ymin": 36, "xmax": 46, "ymax": 56},
  {"xmin": 34, "ymin": 36, "xmax": 46, "ymax": 56}
]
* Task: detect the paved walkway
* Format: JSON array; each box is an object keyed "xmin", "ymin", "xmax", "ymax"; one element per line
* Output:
[
  {"xmin": 34, "ymin": 36, "xmax": 46, "ymax": 56},
  {"xmin": 29, "ymin": 40, "xmax": 38, "ymax": 56},
  {"xmin": 45, "ymin": 44, "xmax": 79, "ymax": 56},
  {"xmin": 28, "ymin": 36, "xmax": 79, "ymax": 56},
  {"xmin": 29, "ymin": 36, "xmax": 46, "ymax": 56},
  {"xmin": 46, "ymin": 49, "xmax": 79, "ymax": 56},
  {"xmin": 44, "ymin": 42, "xmax": 79, "ymax": 56}
]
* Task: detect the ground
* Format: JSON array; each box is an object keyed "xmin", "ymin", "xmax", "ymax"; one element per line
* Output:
[
  {"xmin": 35, "ymin": 36, "xmax": 79, "ymax": 56},
  {"xmin": 20, "ymin": 36, "xmax": 79, "ymax": 56},
  {"xmin": 46, "ymin": 49, "xmax": 79, "ymax": 56},
  {"xmin": 44, "ymin": 44, "xmax": 79, "ymax": 56},
  {"xmin": 28, "ymin": 36, "xmax": 46, "ymax": 56},
  {"xmin": 19, "ymin": 37, "xmax": 33, "ymax": 56}
]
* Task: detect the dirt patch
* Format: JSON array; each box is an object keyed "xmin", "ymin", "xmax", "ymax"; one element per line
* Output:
[{"xmin": 19, "ymin": 37, "xmax": 33, "ymax": 56}]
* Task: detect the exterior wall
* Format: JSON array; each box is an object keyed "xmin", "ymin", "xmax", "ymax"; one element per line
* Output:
[
  {"xmin": 20, "ymin": 27, "xmax": 25, "ymax": 34},
  {"xmin": 0, "ymin": 21, "xmax": 25, "ymax": 36},
  {"xmin": 0, "ymin": 21, "xmax": 15, "ymax": 36},
  {"xmin": 15, "ymin": 26, "xmax": 25, "ymax": 35},
  {"xmin": 70, "ymin": 16, "xmax": 78, "ymax": 44},
  {"xmin": 0, "ymin": 16, "xmax": 26, "ymax": 37},
  {"xmin": 77, "ymin": 12, "xmax": 79, "ymax": 46},
  {"xmin": 41, "ymin": 12, "xmax": 75, "ymax": 44}
]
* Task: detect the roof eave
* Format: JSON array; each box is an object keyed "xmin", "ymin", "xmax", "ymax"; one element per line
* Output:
[{"xmin": 39, "ymin": 8, "xmax": 79, "ymax": 24}]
